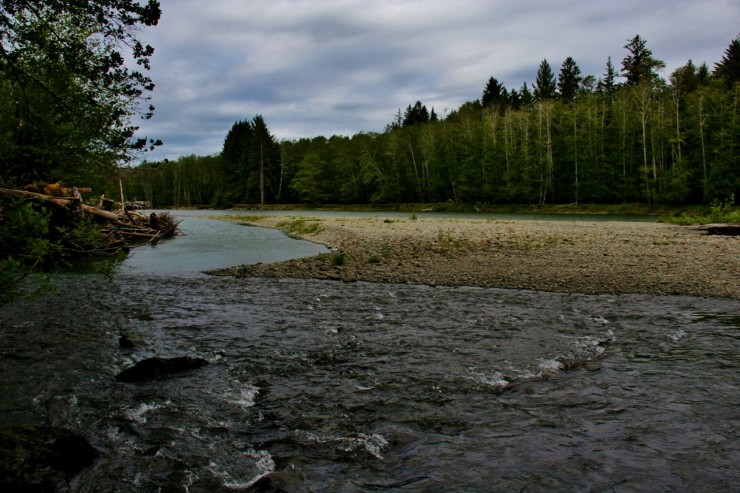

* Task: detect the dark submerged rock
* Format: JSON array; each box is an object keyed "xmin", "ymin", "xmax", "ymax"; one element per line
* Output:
[
  {"xmin": 0, "ymin": 426, "xmax": 99, "ymax": 492},
  {"xmin": 118, "ymin": 333, "xmax": 136, "ymax": 348},
  {"xmin": 115, "ymin": 356, "xmax": 209, "ymax": 382},
  {"xmin": 247, "ymin": 470, "xmax": 310, "ymax": 493}
]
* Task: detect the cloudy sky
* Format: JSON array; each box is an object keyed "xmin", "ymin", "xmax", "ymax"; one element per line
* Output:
[{"xmin": 132, "ymin": 0, "xmax": 739, "ymax": 162}]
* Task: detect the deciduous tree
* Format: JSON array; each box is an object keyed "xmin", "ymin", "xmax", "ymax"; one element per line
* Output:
[{"xmin": 0, "ymin": 1, "xmax": 162, "ymax": 186}]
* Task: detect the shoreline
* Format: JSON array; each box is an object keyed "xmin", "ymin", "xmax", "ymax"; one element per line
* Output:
[{"xmin": 210, "ymin": 216, "xmax": 739, "ymax": 299}]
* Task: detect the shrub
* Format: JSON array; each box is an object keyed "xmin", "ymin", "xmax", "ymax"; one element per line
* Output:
[{"xmin": 331, "ymin": 252, "xmax": 345, "ymax": 266}]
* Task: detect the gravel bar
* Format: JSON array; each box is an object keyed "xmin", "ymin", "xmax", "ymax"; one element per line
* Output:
[{"xmin": 211, "ymin": 216, "xmax": 739, "ymax": 299}]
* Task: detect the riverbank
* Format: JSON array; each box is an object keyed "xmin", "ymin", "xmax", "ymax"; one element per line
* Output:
[{"xmin": 211, "ymin": 216, "xmax": 739, "ymax": 299}]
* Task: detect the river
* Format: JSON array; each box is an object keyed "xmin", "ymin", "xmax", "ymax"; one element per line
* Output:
[{"xmin": 0, "ymin": 213, "xmax": 737, "ymax": 492}]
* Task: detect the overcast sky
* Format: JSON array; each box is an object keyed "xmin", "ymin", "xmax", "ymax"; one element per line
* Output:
[{"xmin": 132, "ymin": 0, "xmax": 739, "ymax": 162}]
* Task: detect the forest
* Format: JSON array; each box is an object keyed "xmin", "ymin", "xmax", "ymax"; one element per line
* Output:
[{"xmin": 121, "ymin": 34, "xmax": 740, "ymax": 208}]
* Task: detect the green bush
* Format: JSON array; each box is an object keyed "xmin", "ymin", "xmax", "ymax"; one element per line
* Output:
[
  {"xmin": 331, "ymin": 252, "xmax": 345, "ymax": 266},
  {"xmin": 0, "ymin": 199, "xmax": 121, "ymax": 304},
  {"xmin": 277, "ymin": 219, "xmax": 322, "ymax": 235},
  {"xmin": 662, "ymin": 202, "xmax": 740, "ymax": 225}
]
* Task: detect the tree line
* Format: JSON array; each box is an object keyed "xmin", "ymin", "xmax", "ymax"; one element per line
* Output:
[{"xmin": 124, "ymin": 34, "xmax": 740, "ymax": 208}]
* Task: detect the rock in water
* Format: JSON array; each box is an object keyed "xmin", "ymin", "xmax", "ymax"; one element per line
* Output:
[
  {"xmin": 0, "ymin": 426, "xmax": 99, "ymax": 492},
  {"xmin": 118, "ymin": 334, "xmax": 136, "ymax": 348},
  {"xmin": 247, "ymin": 470, "xmax": 310, "ymax": 493},
  {"xmin": 115, "ymin": 356, "xmax": 209, "ymax": 382}
]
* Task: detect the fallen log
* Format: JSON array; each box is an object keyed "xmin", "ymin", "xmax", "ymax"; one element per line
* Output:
[
  {"xmin": 694, "ymin": 223, "xmax": 740, "ymax": 236},
  {"xmin": 1, "ymin": 186, "xmax": 180, "ymax": 252}
]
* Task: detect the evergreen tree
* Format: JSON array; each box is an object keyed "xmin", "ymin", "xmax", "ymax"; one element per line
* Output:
[
  {"xmin": 222, "ymin": 120, "xmax": 253, "ymax": 165},
  {"xmin": 697, "ymin": 63, "xmax": 711, "ymax": 85},
  {"xmin": 520, "ymin": 82, "xmax": 534, "ymax": 106},
  {"xmin": 558, "ymin": 56, "xmax": 582, "ymax": 102},
  {"xmin": 403, "ymin": 101, "xmax": 430, "ymax": 126},
  {"xmin": 599, "ymin": 56, "xmax": 618, "ymax": 94},
  {"xmin": 534, "ymin": 59, "xmax": 557, "ymax": 100},
  {"xmin": 621, "ymin": 35, "xmax": 665, "ymax": 85},
  {"xmin": 670, "ymin": 60, "xmax": 700, "ymax": 94},
  {"xmin": 509, "ymin": 88, "xmax": 522, "ymax": 110},
  {"xmin": 713, "ymin": 34, "xmax": 740, "ymax": 86},
  {"xmin": 251, "ymin": 115, "xmax": 280, "ymax": 205},
  {"xmin": 219, "ymin": 116, "xmax": 280, "ymax": 205},
  {"xmin": 482, "ymin": 76, "xmax": 507, "ymax": 111}
]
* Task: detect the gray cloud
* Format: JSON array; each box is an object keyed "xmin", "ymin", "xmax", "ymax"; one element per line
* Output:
[{"xmin": 132, "ymin": 0, "xmax": 740, "ymax": 162}]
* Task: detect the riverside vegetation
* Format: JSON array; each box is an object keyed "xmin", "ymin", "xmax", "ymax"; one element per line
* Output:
[{"xmin": 123, "ymin": 35, "xmax": 740, "ymax": 211}]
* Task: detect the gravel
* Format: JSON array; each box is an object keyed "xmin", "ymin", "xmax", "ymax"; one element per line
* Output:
[{"xmin": 211, "ymin": 216, "xmax": 739, "ymax": 299}]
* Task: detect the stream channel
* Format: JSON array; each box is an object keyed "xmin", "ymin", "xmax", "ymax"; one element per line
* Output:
[{"xmin": 1, "ymin": 211, "xmax": 738, "ymax": 492}]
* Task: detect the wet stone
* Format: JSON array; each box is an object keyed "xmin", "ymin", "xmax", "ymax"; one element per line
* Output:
[
  {"xmin": 115, "ymin": 356, "xmax": 209, "ymax": 382},
  {"xmin": 0, "ymin": 426, "xmax": 99, "ymax": 492}
]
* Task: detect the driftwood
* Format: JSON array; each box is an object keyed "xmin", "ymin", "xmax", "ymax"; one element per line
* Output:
[
  {"xmin": 693, "ymin": 223, "xmax": 740, "ymax": 236},
  {"xmin": 0, "ymin": 186, "xmax": 179, "ymax": 254}
]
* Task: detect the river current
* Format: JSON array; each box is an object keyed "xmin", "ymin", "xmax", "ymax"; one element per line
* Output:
[{"xmin": 0, "ymin": 215, "xmax": 738, "ymax": 492}]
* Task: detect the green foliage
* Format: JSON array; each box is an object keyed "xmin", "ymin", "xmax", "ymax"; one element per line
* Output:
[
  {"xmin": 663, "ymin": 202, "xmax": 740, "ymax": 225},
  {"xmin": 713, "ymin": 34, "xmax": 740, "ymax": 86},
  {"xmin": 0, "ymin": 199, "xmax": 121, "ymax": 304},
  {"xmin": 121, "ymin": 33, "xmax": 740, "ymax": 210},
  {"xmin": 403, "ymin": 101, "xmax": 432, "ymax": 126},
  {"xmin": 0, "ymin": 200, "xmax": 58, "ymax": 266},
  {"xmin": 276, "ymin": 219, "xmax": 322, "ymax": 236},
  {"xmin": 558, "ymin": 57, "xmax": 582, "ymax": 102},
  {"xmin": 0, "ymin": 1, "xmax": 162, "ymax": 187},
  {"xmin": 0, "ymin": 200, "xmax": 57, "ymax": 302},
  {"xmin": 331, "ymin": 252, "xmax": 345, "ymax": 267},
  {"xmin": 534, "ymin": 59, "xmax": 557, "ymax": 100},
  {"xmin": 621, "ymin": 35, "xmax": 666, "ymax": 85}
]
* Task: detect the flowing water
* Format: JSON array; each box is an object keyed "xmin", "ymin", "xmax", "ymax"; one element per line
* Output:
[{"xmin": 0, "ymin": 215, "xmax": 737, "ymax": 492}]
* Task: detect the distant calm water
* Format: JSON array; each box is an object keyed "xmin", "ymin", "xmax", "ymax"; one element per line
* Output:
[
  {"xmin": 0, "ymin": 213, "xmax": 736, "ymax": 492},
  {"xmin": 121, "ymin": 213, "xmax": 328, "ymax": 275}
]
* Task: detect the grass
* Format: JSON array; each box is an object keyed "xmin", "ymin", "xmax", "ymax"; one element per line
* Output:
[
  {"xmin": 211, "ymin": 215, "xmax": 266, "ymax": 222},
  {"xmin": 276, "ymin": 218, "xmax": 322, "ymax": 235},
  {"xmin": 331, "ymin": 252, "xmax": 346, "ymax": 266},
  {"xmin": 660, "ymin": 204, "xmax": 740, "ymax": 225}
]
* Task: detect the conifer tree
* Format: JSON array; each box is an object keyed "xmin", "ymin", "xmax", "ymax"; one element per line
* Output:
[
  {"xmin": 534, "ymin": 59, "xmax": 557, "ymax": 100},
  {"xmin": 558, "ymin": 57, "xmax": 582, "ymax": 102},
  {"xmin": 599, "ymin": 56, "xmax": 618, "ymax": 94},
  {"xmin": 403, "ymin": 101, "xmax": 430, "ymax": 126},
  {"xmin": 713, "ymin": 34, "xmax": 740, "ymax": 86},
  {"xmin": 621, "ymin": 35, "xmax": 665, "ymax": 85},
  {"xmin": 482, "ymin": 76, "xmax": 507, "ymax": 111},
  {"xmin": 520, "ymin": 82, "xmax": 534, "ymax": 106}
]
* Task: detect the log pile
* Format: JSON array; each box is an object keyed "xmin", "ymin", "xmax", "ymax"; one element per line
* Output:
[{"xmin": 0, "ymin": 186, "xmax": 179, "ymax": 256}]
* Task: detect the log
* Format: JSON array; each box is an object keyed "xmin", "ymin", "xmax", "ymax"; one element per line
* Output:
[
  {"xmin": 694, "ymin": 223, "xmax": 740, "ymax": 236},
  {"xmin": 3, "ymin": 187, "xmax": 142, "ymax": 225},
  {"xmin": 1, "ymin": 187, "xmax": 179, "ymax": 247}
]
